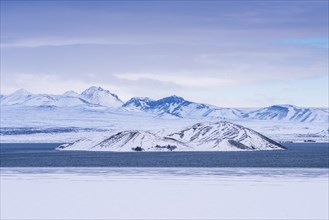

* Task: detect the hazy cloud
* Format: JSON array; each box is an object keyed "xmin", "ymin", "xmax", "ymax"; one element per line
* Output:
[{"xmin": 1, "ymin": 1, "xmax": 328, "ymax": 107}]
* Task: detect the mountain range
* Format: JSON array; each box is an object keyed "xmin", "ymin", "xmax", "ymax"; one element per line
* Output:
[{"xmin": 1, "ymin": 86, "xmax": 328, "ymax": 123}]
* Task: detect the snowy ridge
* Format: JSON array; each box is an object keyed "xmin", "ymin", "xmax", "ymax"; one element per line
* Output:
[{"xmin": 58, "ymin": 121, "xmax": 285, "ymax": 151}]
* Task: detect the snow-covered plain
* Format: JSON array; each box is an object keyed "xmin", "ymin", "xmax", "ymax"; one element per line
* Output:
[
  {"xmin": 1, "ymin": 168, "xmax": 328, "ymax": 219},
  {"xmin": 1, "ymin": 105, "xmax": 328, "ymax": 143}
]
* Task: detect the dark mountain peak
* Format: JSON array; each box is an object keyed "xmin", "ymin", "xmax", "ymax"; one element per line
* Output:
[
  {"xmin": 267, "ymin": 104, "xmax": 299, "ymax": 109},
  {"xmin": 122, "ymin": 97, "xmax": 154, "ymax": 108},
  {"xmin": 158, "ymin": 95, "xmax": 186, "ymax": 103}
]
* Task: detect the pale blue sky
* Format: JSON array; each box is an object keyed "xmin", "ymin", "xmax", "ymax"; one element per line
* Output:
[{"xmin": 1, "ymin": 1, "xmax": 328, "ymax": 107}]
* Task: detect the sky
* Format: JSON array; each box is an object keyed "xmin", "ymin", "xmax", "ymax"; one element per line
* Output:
[{"xmin": 1, "ymin": 0, "xmax": 328, "ymax": 107}]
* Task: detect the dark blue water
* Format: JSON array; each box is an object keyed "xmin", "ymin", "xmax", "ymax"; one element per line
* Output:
[{"xmin": 0, "ymin": 143, "xmax": 328, "ymax": 167}]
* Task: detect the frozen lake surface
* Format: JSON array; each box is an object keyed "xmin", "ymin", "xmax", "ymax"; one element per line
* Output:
[{"xmin": 1, "ymin": 167, "xmax": 328, "ymax": 219}]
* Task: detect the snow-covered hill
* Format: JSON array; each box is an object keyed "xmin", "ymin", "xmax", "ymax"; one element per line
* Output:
[
  {"xmin": 167, "ymin": 121, "xmax": 285, "ymax": 150},
  {"xmin": 58, "ymin": 121, "xmax": 285, "ymax": 151}
]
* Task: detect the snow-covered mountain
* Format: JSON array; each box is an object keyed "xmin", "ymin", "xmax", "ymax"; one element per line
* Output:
[
  {"xmin": 1, "ymin": 87, "xmax": 328, "ymax": 124},
  {"xmin": 122, "ymin": 95, "xmax": 244, "ymax": 119},
  {"xmin": 243, "ymin": 105, "xmax": 328, "ymax": 123},
  {"xmin": 80, "ymin": 86, "xmax": 123, "ymax": 107},
  {"xmin": 0, "ymin": 86, "xmax": 123, "ymax": 108},
  {"xmin": 58, "ymin": 121, "xmax": 285, "ymax": 151}
]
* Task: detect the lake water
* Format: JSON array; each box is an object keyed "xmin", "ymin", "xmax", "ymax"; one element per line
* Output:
[{"xmin": 0, "ymin": 143, "xmax": 328, "ymax": 167}]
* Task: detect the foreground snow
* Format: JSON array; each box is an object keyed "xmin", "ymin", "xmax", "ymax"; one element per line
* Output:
[{"xmin": 1, "ymin": 168, "xmax": 328, "ymax": 219}]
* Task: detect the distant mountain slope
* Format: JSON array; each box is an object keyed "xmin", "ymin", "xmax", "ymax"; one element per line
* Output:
[
  {"xmin": 243, "ymin": 105, "xmax": 329, "ymax": 123},
  {"xmin": 62, "ymin": 90, "xmax": 80, "ymax": 97},
  {"xmin": 1, "ymin": 86, "xmax": 123, "ymax": 108},
  {"xmin": 0, "ymin": 89, "xmax": 89, "ymax": 107},
  {"xmin": 59, "ymin": 121, "xmax": 285, "ymax": 151},
  {"xmin": 122, "ymin": 97, "xmax": 328, "ymax": 123}
]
